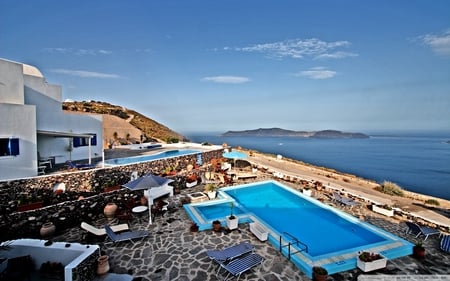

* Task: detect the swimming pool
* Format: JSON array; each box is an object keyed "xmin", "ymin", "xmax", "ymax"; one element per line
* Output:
[
  {"xmin": 184, "ymin": 180, "xmax": 413, "ymax": 277},
  {"xmin": 104, "ymin": 149, "xmax": 201, "ymax": 165}
]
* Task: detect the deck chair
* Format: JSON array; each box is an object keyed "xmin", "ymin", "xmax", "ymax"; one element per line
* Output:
[
  {"xmin": 65, "ymin": 160, "xmax": 95, "ymax": 170},
  {"xmin": 38, "ymin": 152, "xmax": 53, "ymax": 168},
  {"xmin": 405, "ymin": 221, "xmax": 440, "ymax": 240},
  {"xmin": 218, "ymin": 253, "xmax": 264, "ymax": 281},
  {"xmin": 104, "ymin": 224, "xmax": 150, "ymax": 244},
  {"xmin": 206, "ymin": 242, "xmax": 255, "ymax": 263},
  {"xmin": 440, "ymin": 235, "xmax": 450, "ymax": 252},
  {"xmin": 81, "ymin": 222, "xmax": 129, "ymax": 236},
  {"xmin": 235, "ymin": 172, "xmax": 257, "ymax": 180},
  {"xmin": 332, "ymin": 192, "xmax": 360, "ymax": 208}
]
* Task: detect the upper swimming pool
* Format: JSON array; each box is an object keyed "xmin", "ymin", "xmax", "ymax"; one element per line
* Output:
[
  {"xmin": 184, "ymin": 180, "xmax": 413, "ymax": 278},
  {"xmin": 104, "ymin": 149, "xmax": 201, "ymax": 165}
]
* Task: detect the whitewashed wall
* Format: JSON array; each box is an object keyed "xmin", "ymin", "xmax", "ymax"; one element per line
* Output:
[
  {"xmin": 0, "ymin": 58, "xmax": 104, "ymax": 180},
  {"xmin": 0, "ymin": 103, "xmax": 37, "ymax": 179}
]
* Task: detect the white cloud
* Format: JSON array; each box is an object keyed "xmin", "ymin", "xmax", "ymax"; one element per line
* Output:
[
  {"xmin": 418, "ymin": 30, "xmax": 450, "ymax": 57},
  {"xmin": 228, "ymin": 38, "xmax": 357, "ymax": 60},
  {"xmin": 50, "ymin": 69, "xmax": 121, "ymax": 79},
  {"xmin": 294, "ymin": 67, "xmax": 337, "ymax": 79},
  {"xmin": 315, "ymin": 51, "xmax": 358, "ymax": 60},
  {"xmin": 44, "ymin": 48, "xmax": 113, "ymax": 56},
  {"xmin": 201, "ymin": 76, "xmax": 250, "ymax": 84}
]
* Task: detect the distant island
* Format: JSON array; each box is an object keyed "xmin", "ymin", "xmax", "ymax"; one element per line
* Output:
[{"xmin": 222, "ymin": 128, "xmax": 369, "ymax": 139}]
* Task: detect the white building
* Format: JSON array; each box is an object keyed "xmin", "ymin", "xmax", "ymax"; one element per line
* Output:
[{"xmin": 0, "ymin": 58, "xmax": 103, "ymax": 180}]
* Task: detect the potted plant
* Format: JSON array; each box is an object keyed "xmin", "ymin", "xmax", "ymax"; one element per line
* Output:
[
  {"xmin": 312, "ymin": 266, "xmax": 328, "ymax": 281},
  {"xmin": 190, "ymin": 222, "xmax": 199, "ymax": 233},
  {"xmin": 212, "ymin": 220, "xmax": 221, "ymax": 232},
  {"xmin": 372, "ymin": 204, "xmax": 394, "ymax": 217},
  {"xmin": 103, "ymin": 180, "xmax": 120, "ymax": 193},
  {"xmin": 302, "ymin": 187, "xmax": 312, "ymax": 196},
  {"xmin": 357, "ymin": 251, "xmax": 387, "ymax": 272},
  {"xmin": 205, "ymin": 184, "xmax": 217, "ymax": 199},
  {"xmin": 413, "ymin": 241, "xmax": 425, "ymax": 259},
  {"xmin": 226, "ymin": 202, "xmax": 238, "ymax": 230},
  {"xmin": 186, "ymin": 174, "xmax": 198, "ymax": 188},
  {"xmin": 17, "ymin": 195, "xmax": 44, "ymax": 212}
]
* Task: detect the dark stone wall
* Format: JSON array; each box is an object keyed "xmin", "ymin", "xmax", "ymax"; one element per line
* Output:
[
  {"xmin": 72, "ymin": 242, "xmax": 100, "ymax": 281},
  {"xmin": 0, "ymin": 149, "xmax": 223, "ymax": 242}
]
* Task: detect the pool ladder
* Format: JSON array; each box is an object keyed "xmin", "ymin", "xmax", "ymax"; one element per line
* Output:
[{"xmin": 279, "ymin": 232, "xmax": 308, "ymax": 260}]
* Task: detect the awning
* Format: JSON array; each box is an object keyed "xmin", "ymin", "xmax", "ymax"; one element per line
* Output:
[
  {"xmin": 37, "ymin": 130, "xmax": 94, "ymax": 138},
  {"xmin": 37, "ymin": 130, "xmax": 94, "ymax": 164}
]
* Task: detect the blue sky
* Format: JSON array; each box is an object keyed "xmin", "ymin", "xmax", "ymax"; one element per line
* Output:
[{"xmin": 1, "ymin": 1, "xmax": 449, "ymax": 135}]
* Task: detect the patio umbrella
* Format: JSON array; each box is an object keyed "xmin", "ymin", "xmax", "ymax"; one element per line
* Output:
[
  {"xmin": 222, "ymin": 151, "xmax": 248, "ymax": 171},
  {"xmin": 123, "ymin": 173, "xmax": 173, "ymax": 224}
]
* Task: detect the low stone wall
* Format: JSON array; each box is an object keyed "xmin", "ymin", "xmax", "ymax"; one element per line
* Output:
[{"xmin": 0, "ymin": 149, "xmax": 223, "ymax": 241}]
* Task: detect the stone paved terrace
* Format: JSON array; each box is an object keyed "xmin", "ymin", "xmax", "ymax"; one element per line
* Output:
[{"xmin": 49, "ymin": 182, "xmax": 450, "ymax": 281}]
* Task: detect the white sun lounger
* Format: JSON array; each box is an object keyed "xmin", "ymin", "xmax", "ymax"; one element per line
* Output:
[{"xmin": 81, "ymin": 222, "xmax": 130, "ymax": 236}]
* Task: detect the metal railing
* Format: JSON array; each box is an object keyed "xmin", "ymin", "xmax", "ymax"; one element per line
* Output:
[{"xmin": 279, "ymin": 232, "xmax": 308, "ymax": 260}]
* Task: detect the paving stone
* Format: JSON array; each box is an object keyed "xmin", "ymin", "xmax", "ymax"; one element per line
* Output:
[{"xmin": 47, "ymin": 184, "xmax": 449, "ymax": 280}]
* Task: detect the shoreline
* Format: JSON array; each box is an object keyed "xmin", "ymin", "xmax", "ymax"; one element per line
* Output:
[
  {"xmin": 240, "ymin": 148, "xmax": 450, "ymax": 229},
  {"xmin": 105, "ymin": 143, "xmax": 450, "ymax": 228},
  {"xmin": 239, "ymin": 147, "xmax": 450, "ymax": 205}
]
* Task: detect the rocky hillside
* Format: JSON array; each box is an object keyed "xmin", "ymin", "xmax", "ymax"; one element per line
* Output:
[{"xmin": 62, "ymin": 101, "xmax": 186, "ymax": 145}]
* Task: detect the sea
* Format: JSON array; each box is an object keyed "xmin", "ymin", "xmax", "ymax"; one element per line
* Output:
[{"xmin": 187, "ymin": 132, "xmax": 450, "ymax": 200}]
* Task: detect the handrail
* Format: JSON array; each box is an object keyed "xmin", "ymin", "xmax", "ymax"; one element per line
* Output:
[{"xmin": 279, "ymin": 232, "xmax": 308, "ymax": 260}]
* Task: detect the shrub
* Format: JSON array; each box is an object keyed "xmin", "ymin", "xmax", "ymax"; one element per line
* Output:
[
  {"xmin": 190, "ymin": 223, "xmax": 199, "ymax": 232},
  {"xmin": 424, "ymin": 199, "xmax": 440, "ymax": 206},
  {"xmin": 358, "ymin": 252, "xmax": 383, "ymax": 262},
  {"xmin": 376, "ymin": 181, "xmax": 404, "ymax": 197},
  {"xmin": 312, "ymin": 266, "xmax": 328, "ymax": 275}
]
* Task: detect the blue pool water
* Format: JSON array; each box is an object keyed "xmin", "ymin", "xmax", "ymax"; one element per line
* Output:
[
  {"xmin": 104, "ymin": 149, "xmax": 201, "ymax": 165},
  {"xmin": 184, "ymin": 180, "xmax": 413, "ymax": 277},
  {"xmin": 228, "ymin": 182, "xmax": 386, "ymax": 256},
  {"xmin": 197, "ymin": 202, "xmax": 245, "ymax": 221}
]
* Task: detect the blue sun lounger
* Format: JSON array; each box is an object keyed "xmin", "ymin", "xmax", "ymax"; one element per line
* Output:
[
  {"xmin": 206, "ymin": 242, "xmax": 255, "ymax": 263},
  {"xmin": 218, "ymin": 253, "xmax": 264, "ymax": 281},
  {"xmin": 440, "ymin": 235, "xmax": 450, "ymax": 252},
  {"xmin": 104, "ymin": 224, "xmax": 150, "ymax": 244},
  {"xmin": 66, "ymin": 160, "xmax": 95, "ymax": 170},
  {"xmin": 405, "ymin": 221, "xmax": 440, "ymax": 241}
]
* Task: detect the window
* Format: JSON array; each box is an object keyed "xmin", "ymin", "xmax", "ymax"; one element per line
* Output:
[
  {"xmin": 73, "ymin": 134, "xmax": 97, "ymax": 147},
  {"xmin": 0, "ymin": 138, "xmax": 20, "ymax": 156}
]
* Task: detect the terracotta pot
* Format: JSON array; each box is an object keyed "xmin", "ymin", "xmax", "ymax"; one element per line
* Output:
[
  {"xmin": 18, "ymin": 201, "xmax": 44, "ymax": 212},
  {"xmin": 104, "ymin": 203, "xmax": 118, "ymax": 221},
  {"xmin": 212, "ymin": 221, "xmax": 221, "ymax": 232},
  {"xmin": 40, "ymin": 222, "xmax": 56, "ymax": 238},
  {"xmin": 97, "ymin": 255, "xmax": 110, "ymax": 275},
  {"xmin": 313, "ymin": 273, "xmax": 327, "ymax": 281},
  {"xmin": 312, "ymin": 267, "xmax": 328, "ymax": 281},
  {"xmin": 413, "ymin": 246, "xmax": 425, "ymax": 259}
]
